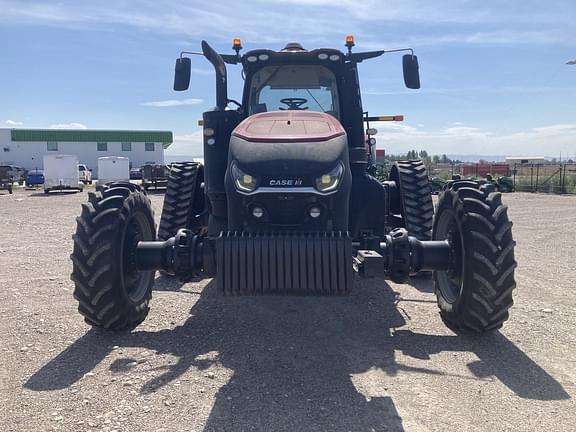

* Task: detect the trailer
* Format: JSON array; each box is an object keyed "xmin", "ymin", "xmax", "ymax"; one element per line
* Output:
[
  {"xmin": 97, "ymin": 157, "xmax": 130, "ymax": 186},
  {"xmin": 43, "ymin": 155, "xmax": 83, "ymax": 194}
]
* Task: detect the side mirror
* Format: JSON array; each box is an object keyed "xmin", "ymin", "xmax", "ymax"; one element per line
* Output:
[
  {"xmin": 174, "ymin": 57, "xmax": 191, "ymax": 91},
  {"xmin": 402, "ymin": 54, "xmax": 420, "ymax": 89}
]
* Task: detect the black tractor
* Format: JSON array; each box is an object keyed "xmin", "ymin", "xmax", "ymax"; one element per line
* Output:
[{"xmin": 70, "ymin": 37, "xmax": 516, "ymax": 333}]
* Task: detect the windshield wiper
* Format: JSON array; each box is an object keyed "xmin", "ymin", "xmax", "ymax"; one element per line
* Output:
[{"xmin": 305, "ymin": 89, "xmax": 326, "ymax": 112}]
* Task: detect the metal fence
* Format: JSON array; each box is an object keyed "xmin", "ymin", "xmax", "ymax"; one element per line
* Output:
[
  {"xmin": 428, "ymin": 162, "xmax": 576, "ymax": 195},
  {"xmin": 512, "ymin": 163, "xmax": 576, "ymax": 194}
]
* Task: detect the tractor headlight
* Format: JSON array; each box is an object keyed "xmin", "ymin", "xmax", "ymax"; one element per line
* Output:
[
  {"xmin": 315, "ymin": 163, "xmax": 344, "ymax": 193},
  {"xmin": 231, "ymin": 162, "xmax": 258, "ymax": 193}
]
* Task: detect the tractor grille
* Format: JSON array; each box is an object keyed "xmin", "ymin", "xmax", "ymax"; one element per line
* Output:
[{"xmin": 215, "ymin": 231, "xmax": 353, "ymax": 295}]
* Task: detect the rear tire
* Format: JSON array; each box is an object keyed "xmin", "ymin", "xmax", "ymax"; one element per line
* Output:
[
  {"xmin": 389, "ymin": 160, "xmax": 433, "ymax": 241},
  {"xmin": 432, "ymin": 181, "xmax": 517, "ymax": 332},
  {"xmin": 158, "ymin": 162, "xmax": 206, "ymax": 241},
  {"xmin": 70, "ymin": 183, "xmax": 156, "ymax": 330}
]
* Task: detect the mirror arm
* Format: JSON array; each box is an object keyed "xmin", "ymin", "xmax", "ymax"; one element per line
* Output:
[
  {"xmin": 180, "ymin": 51, "xmax": 203, "ymax": 58},
  {"xmin": 382, "ymin": 47, "xmax": 414, "ymax": 56},
  {"xmin": 348, "ymin": 48, "xmax": 414, "ymax": 63}
]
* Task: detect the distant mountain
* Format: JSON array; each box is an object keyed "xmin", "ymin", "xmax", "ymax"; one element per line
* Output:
[{"xmin": 446, "ymin": 154, "xmax": 507, "ymax": 163}]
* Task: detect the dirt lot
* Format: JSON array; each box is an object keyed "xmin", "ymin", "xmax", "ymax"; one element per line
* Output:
[{"xmin": 1, "ymin": 189, "xmax": 575, "ymax": 431}]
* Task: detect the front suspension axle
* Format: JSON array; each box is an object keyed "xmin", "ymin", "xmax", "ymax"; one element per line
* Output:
[{"xmin": 136, "ymin": 228, "xmax": 452, "ymax": 285}]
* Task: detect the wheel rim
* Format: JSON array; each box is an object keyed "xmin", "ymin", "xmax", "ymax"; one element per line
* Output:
[
  {"xmin": 120, "ymin": 211, "xmax": 154, "ymax": 302},
  {"xmin": 434, "ymin": 209, "xmax": 464, "ymax": 304}
]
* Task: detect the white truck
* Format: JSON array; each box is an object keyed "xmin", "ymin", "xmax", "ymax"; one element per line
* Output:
[
  {"xmin": 78, "ymin": 164, "xmax": 93, "ymax": 184},
  {"xmin": 97, "ymin": 157, "xmax": 130, "ymax": 186},
  {"xmin": 43, "ymin": 154, "xmax": 84, "ymax": 194}
]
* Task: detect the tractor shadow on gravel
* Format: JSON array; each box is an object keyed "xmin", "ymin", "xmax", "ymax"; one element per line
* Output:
[{"xmin": 25, "ymin": 280, "xmax": 569, "ymax": 431}]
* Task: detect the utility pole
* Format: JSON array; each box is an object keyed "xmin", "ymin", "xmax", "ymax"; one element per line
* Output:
[{"xmin": 563, "ymin": 61, "xmax": 574, "ymax": 167}]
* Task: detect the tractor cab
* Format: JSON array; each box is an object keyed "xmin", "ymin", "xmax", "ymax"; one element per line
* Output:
[{"xmin": 173, "ymin": 37, "xmax": 420, "ymax": 235}]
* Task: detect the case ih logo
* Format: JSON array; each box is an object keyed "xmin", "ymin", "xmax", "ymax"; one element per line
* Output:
[{"xmin": 269, "ymin": 178, "xmax": 304, "ymax": 187}]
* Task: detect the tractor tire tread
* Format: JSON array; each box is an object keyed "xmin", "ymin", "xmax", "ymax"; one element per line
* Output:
[
  {"xmin": 70, "ymin": 185, "xmax": 155, "ymax": 330},
  {"xmin": 158, "ymin": 162, "xmax": 205, "ymax": 241},
  {"xmin": 434, "ymin": 181, "xmax": 517, "ymax": 333},
  {"xmin": 390, "ymin": 160, "xmax": 434, "ymax": 240}
]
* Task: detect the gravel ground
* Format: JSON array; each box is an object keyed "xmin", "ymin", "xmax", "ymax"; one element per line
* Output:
[{"xmin": 0, "ymin": 188, "xmax": 575, "ymax": 432}]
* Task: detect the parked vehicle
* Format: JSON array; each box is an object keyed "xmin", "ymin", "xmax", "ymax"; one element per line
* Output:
[
  {"xmin": 130, "ymin": 167, "xmax": 143, "ymax": 180},
  {"xmin": 0, "ymin": 165, "xmax": 13, "ymax": 194},
  {"xmin": 70, "ymin": 37, "xmax": 516, "ymax": 335},
  {"xmin": 43, "ymin": 154, "xmax": 83, "ymax": 194},
  {"xmin": 11, "ymin": 166, "xmax": 26, "ymax": 185},
  {"xmin": 141, "ymin": 164, "xmax": 169, "ymax": 191},
  {"xmin": 97, "ymin": 157, "xmax": 130, "ymax": 186},
  {"xmin": 78, "ymin": 164, "xmax": 93, "ymax": 184},
  {"xmin": 429, "ymin": 176, "xmax": 447, "ymax": 194},
  {"xmin": 0, "ymin": 164, "xmax": 25, "ymax": 186},
  {"xmin": 25, "ymin": 169, "xmax": 45, "ymax": 187},
  {"xmin": 495, "ymin": 176, "xmax": 514, "ymax": 192},
  {"xmin": 477, "ymin": 174, "xmax": 515, "ymax": 193}
]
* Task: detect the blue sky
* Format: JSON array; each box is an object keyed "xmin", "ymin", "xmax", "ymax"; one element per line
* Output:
[{"xmin": 1, "ymin": 0, "xmax": 575, "ymax": 158}]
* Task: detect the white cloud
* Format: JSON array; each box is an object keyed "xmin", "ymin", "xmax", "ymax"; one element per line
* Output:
[
  {"xmin": 0, "ymin": 0, "xmax": 573, "ymax": 47},
  {"xmin": 141, "ymin": 98, "xmax": 204, "ymax": 107},
  {"xmin": 4, "ymin": 119, "xmax": 23, "ymax": 126},
  {"xmin": 49, "ymin": 122, "xmax": 88, "ymax": 129},
  {"xmin": 165, "ymin": 130, "xmax": 203, "ymax": 156},
  {"xmin": 375, "ymin": 122, "xmax": 576, "ymax": 157},
  {"xmin": 164, "ymin": 122, "xmax": 576, "ymax": 160}
]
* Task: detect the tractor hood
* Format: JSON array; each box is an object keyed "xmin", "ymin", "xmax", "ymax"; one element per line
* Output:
[
  {"xmin": 229, "ymin": 111, "xmax": 348, "ymax": 178},
  {"xmin": 232, "ymin": 111, "xmax": 345, "ymax": 143}
]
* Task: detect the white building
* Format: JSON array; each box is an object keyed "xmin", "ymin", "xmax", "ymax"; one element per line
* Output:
[
  {"xmin": 505, "ymin": 156, "xmax": 545, "ymax": 165},
  {"xmin": 0, "ymin": 128, "xmax": 173, "ymax": 177}
]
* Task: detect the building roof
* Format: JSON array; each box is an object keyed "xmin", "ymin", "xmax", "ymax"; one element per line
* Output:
[{"xmin": 10, "ymin": 129, "xmax": 173, "ymax": 149}]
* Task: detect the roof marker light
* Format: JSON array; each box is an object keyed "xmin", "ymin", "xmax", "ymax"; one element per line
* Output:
[{"xmin": 345, "ymin": 35, "xmax": 355, "ymax": 54}]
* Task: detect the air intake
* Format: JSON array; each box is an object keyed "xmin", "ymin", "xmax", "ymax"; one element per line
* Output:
[{"xmin": 281, "ymin": 42, "xmax": 306, "ymax": 52}]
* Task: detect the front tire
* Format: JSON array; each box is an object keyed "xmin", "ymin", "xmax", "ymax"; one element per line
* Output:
[
  {"xmin": 70, "ymin": 183, "xmax": 156, "ymax": 330},
  {"xmin": 158, "ymin": 162, "xmax": 206, "ymax": 241},
  {"xmin": 433, "ymin": 181, "xmax": 517, "ymax": 332},
  {"xmin": 389, "ymin": 160, "xmax": 433, "ymax": 241}
]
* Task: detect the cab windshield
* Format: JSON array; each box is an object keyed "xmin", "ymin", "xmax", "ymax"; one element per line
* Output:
[{"xmin": 248, "ymin": 65, "xmax": 339, "ymax": 117}]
